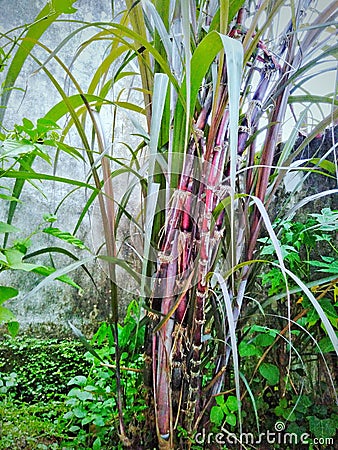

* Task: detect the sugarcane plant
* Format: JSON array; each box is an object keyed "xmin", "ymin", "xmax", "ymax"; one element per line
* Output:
[
  {"xmin": 129, "ymin": 1, "xmax": 338, "ymax": 448},
  {"xmin": 0, "ymin": 0, "xmax": 337, "ymax": 448}
]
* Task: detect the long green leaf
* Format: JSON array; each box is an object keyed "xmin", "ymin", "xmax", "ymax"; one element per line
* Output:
[
  {"xmin": 172, "ymin": 31, "xmax": 243, "ymax": 180},
  {"xmin": 0, "ymin": 170, "xmax": 97, "ymax": 190},
  {"xmin": 0, "ymin": 0, "xmax": 77, "ymax": 122},
  {"xmin": 214, "ymin": 272, "xmax": 242, "ymax": 431},
  {"xmin": 22, "ymin": 257, "xmax": 95, "ymax": 301}
]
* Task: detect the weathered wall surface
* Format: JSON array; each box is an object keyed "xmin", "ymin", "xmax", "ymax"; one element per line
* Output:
[{"xmin": 0, "ymin": 0, "xmax": 141, "ymax": 336}]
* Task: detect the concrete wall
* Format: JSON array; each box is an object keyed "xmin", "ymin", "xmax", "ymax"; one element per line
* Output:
[{"xmin": 0, "ymin": 0, "xmax": 142, "ymax": 336}]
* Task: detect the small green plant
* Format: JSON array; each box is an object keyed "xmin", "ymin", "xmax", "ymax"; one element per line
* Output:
[
  {"xmin": 0, "ymin": 371, "xmax": 18, "ymax": 402},
  {"xmin": 0, "ymin": 399, "xmax": 67, "ymax": 449},
  {"xmin": 235, "ymin": 322, "xmax": 338, "ymax": 448},
  {"xmin": 259, "ymin": 208, "xmax": 338, "ymax": 295},
  {"xmin": 210, "ymin": 395, "xmax": 240, "ymax": 428},
  {"xmin": 61, "ymin": 300, "xmax": 147, "ymax": 449},
  {"xmin": 0, "ymin": 337, "xmax": 91, "ymax": 402},
  {"xmin": 230, "ymin": 207, "xmax": 338, "ymax": 446}
]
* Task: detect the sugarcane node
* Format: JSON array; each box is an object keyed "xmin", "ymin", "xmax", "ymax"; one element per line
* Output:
[
  {"xmin": 193, "ymin": 127, "xmax": 204, "ymax": 139},
  {"xmin": 196, "ymin": 290, "xmax": 206, "ymax": 298},
  {"xmin": 251, "ymin": 98, "xmax": 263, "ymax": 109},
  {"xmin": 213, "ymin": 228, "xmax": 224, "ymax": 239},
  {"xmin": 147, "ymin": 311, "xmax": 159, "ymax": 320},
  {"xmin": 192, "ymin": 343, "xmax": 203, "ymax": 350},
  {"xmin": 190, "ymin": 359, "xmax": 202, "ymax": 368},
  {"xmin": 205, "ymin": 210, "xmax": 213, "ymax": 220},
  {"xmin": 171, "ymin": 360, "xmax": 182, "ymax": 368},
  {"xmin": 238, "ymin": 125, "xmax": 251, "ymax": 135},
  {"xmin": 194, "ymin": 320, "xmax": 205, "ymax": 329},
  {"xmin": 175, "ymin": 189, "xmax": 191, "ymax": 201},
  {"xmin": 216, "ymin": 185, "xmax": 232, "ymax": 199},
  {"xmin": 188, "ymin": 384, "xmax": 200, "ymax": 392},
  {"xmin": 186, "ymin": 405, "xmax": 195, "ymax": 413},
  {"xmin": 199, "ymin": 227, "xmax": 210, "ymax": 238},
  {"xmin": 200, "ymin": 278, "xmax": 207, "ymax": 287},
  {"xmin": 144, "ymin": 355, "xmax": 152, "ymax": 363},
  {"xmin": 172, "ymin": 323, "xmax": 186, "ymax": 335},
  {"xmin": 188, "ymin": 375, "xmax": 199, "ymax": 385},
  {"xmin": 158, "ymin": 251, "xmax": 175, "ymax": 264},
  {"xmin": 174, "ymin": 279, "xmax": 186, "ymax": 291}
]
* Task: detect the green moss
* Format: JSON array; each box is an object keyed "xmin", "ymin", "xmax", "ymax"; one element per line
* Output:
[
  {"xmin": 0, "ymin": 401, "xmax": 66, "ymax": 449},
  {"xmin": 0, "ymin": 337, "xmax": 91, "ymax": 402}
]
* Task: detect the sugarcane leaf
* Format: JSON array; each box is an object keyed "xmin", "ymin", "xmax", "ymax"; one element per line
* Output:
[
  {"xmin": 98, "ymin": 255, "xmax": 141, "ymax": 285},
  {"xmin": 140, "ymin": 182, "xmax": 159, "ymax": 297},
  {"xmin": 210, "ymin": 0, "xmax": 246, "ymax": 32},
  {"xmin": 141, "ymin": 0, "xmax": 172, "ymax": 60},
  {"xmin": 243, "ymin": 0, "xmax": 284, "ymax": 66},
  {"xmin": 281, "ymin": 266, "xmax": 338, "ymax": 355},
  {"xmin": 288, "ymin": 94, "xmax": 338, "ymax": 106},
  {"xmin": 45, "ymin": 94, "xmax": 115, "ymax": 123},
  {"xmin": 24, "ymin": 246, "xmax": 97, "ymax": 287},
  {"xmin": 0, "ymin": 0, "xmax": 77, "ymax": 123},
  {"xmin": 274, "ymin": 44, "xmax": 338, "ymax": 100},
  {"xmin": 125, "ymin": 0, "xmax": 153, "ymax": 126},
  {"xmin": 114, "ymin": 101, "xmax": 146, "ymax": 114},
  {"xmin": 220, "ymin": 0, "xmax": 229, "ymax": 34},
  {"xmin": 32, "ymin": 266, "xmax": 82, "ymax": 290},
  {"xmin": 0, "ymin": 194, "xmax": 21, "ymax": 202},
  {"xmin": 148, "ymin": 74, "xmax": 169, "ymax": 182},
  {"xmin": 88, "ymin": 43, "xmax": 129, "ymax": 94},
  {"xmin": 67, "ymin": 321, "xmax": 105, "ymax": 364},
  {"xmin": 172, "ymin": 31, "xmax": 243, "ymax": 181},
  {"xmin": 0, "ymin": 169, "xmax": 97, "ymax": 191},
  {"xmin": 2, "ymin": 153, "xmax": 37, "ymax": 251},
  {"xmin": 276, "ymin": 110, "xmax": 307, "ymax": 168},
  {"xmin": 239, "ymin": 372, "xmax": 260, "ymax": 433},
  {"xmin": 214, "ymin": 272, "xmax": 242, "ymax": 429},
  {"xmin": 284, "ymin": 189, "xmax": 338, "ymax": 220},
  {"xmin": 22, "ymin": 257, "xmax": 95, "ymax": 302},
  {"xmin": 73, "ymin": 188, "xmax": 99, "ymax": 234},
  {"xmin": 273, "ymin": 109, "xmax": 338, "ymax": 194}
]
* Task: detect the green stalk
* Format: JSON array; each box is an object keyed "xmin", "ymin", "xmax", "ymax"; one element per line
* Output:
[{"xmin": 81, "ymin": 98, "xmax": 128, "ymax": 443}]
